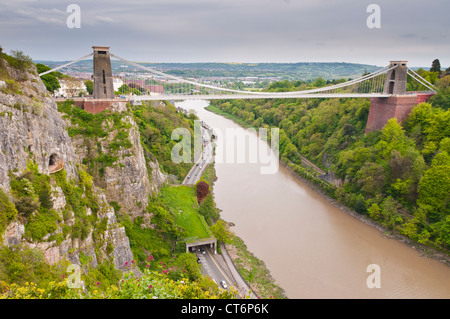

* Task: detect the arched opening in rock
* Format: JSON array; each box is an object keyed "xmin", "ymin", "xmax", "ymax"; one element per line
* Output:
[
  {"xmin": 49, "ymin": 154, "xmax": 58, "ymax": 166},
  {"xmin": 48, "ymin": 153, "xmax": 63, "ymax": 173}
]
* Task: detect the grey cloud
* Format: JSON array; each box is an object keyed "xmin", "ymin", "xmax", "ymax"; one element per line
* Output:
[{"xmin": 0, "ymin": 0, "xmax": 448, "ymax": 67}]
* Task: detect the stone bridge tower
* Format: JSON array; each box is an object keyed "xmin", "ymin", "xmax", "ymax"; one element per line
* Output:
[
  {"xmin": 365, "ymin": 61, "xmax": 435, "ymax": 133},
  {"xmin": 383, "ymin": 61, "xmax": 408, "ymax": 95},
  {"xmin": 71, "ymin": 46, "xmax": 129, "ymax": 114},
  {"xmin": 93, "ymin": 46, "xmax": 114, "ymax": 99}
]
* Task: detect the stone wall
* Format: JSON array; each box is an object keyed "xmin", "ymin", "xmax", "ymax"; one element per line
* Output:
[
  {"xmin": 69, "ymin": 98, "xmax": 128, "ymax": 114},
  {"xmin": 365, "ymin": 93, "xmax": 434, "ymax": 134}
]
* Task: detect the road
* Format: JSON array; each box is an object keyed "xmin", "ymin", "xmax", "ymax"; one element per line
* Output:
[
  {"xmin": 182, "ymin": 122, "xmax": 214, "ymax": 185},
  {"xmin": 180, "ymin": 121, "xmax": 243, "ymax": 295},
  {"xmin": 196, "ymin": 246, "xmax": 235, "ymax": 291}
]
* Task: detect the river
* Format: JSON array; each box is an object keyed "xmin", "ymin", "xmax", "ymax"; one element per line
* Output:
[{"xmin": 176, "ymin": 100, "xmax": 450, "ymax": 299}]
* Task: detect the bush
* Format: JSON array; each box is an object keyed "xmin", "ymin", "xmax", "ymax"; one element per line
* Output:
[
  {"xmin": 24, "ymin": 209, "xmax": 60, "ymax": 241},
  {"xmin": 0, "ymin": 50, "xmax": 33, "ymax": 72},
  {"xmin": 0, "ymin": 246, "xmax": 60, "ymax": 286},
  {"xmin": 0, "ymin": 188, "xmax": 18, "ymax": 235},
  {"xmin": 13, "ymin": 196, "xmax": 39, "ymax": 219}
]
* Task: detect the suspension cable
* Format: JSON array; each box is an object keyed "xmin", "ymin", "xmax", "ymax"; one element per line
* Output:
[
  {"xmin": 38, "ymin": 53, "xmax": 94, "ymax": 76},
  {"xmin": 407, "ymin": 68, "xmax": 437, "ymax": 92}
]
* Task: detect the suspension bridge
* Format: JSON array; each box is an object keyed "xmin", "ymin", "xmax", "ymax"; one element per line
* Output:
[{"xmin": 39, "ymin": 46, "xmax": 437, "ymax": 132}]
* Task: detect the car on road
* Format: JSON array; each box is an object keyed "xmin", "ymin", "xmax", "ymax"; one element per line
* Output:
[
  {"xmin": 220, "ymin": 281, "xmax": 228, "ymax": 289},
  {"xmin": 201, "ymin": 248, "xmax": 206, "ymax": 254},
  {"xmin": 187, "ymin": 176, "xmax": 191, "ymax": 179}
]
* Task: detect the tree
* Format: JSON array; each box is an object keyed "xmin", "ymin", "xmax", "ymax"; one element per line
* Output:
[
  {"xmin": 417, "ymin": 151, "xmax": 450, "ymax": 222},
  {"xmin": 196, "ymin": 181, "xmax": 210, "ymax": 204},
  {"xmin": 13, "ymin": 196, "xmax": 39, "ymax": 219},
  {"xmin": 84, "ymin": 80, "xmax": 94, "ymax": 95},
  {"xmin": 429, "ymin": 76, "xmax": 450, "ymax": 110},
  {"xmin": 117, "ymin": 84, "xmax": 131, "ymax": 94},
  {"xmin": 211, "ymin": 219, "xmax": 233, "ymax": 244},
  {"xmin": 436, "ymin": 215, "xmax": 450, "ymax": 248},
  {"xmin": 313, "ymin": 77, "xmax": 326, "ymax": 88},
  {"xmin": 36, "ymin": 64, "xmax": 61, "ymax": 93},
  {"xmin": 197, "ymin": 193, "xmax": 218, "ymax": 225},
  {"xmin": 356, "ymin": 162, "xmax": 386, "ymax": 195},
  {"xmin": 173, "ymin": 253, "xmax": 202, "ymax": 281},
  {"xmin": 0, "ymin": 188, "xmax": 18, "ymax": 234},
  {"xmin": 375, "ymin": 118, "xmax": 413, "ymax": 160},
  {"xmin": 9, "ymin": 50, "xmax": 32, "ymax": 70},
  {"xmin": 430, "ymin": 59, "xmax": 441, "ymax": 74}
]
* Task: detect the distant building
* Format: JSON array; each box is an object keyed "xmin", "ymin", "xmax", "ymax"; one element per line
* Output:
[
  {"xmin": 112, "ymin": 77, "xmax": 123, "ymax": 92},
  {"xmin": 54, "ymin": 78, "xmax": 87, "ymax": 98},
  {"xmin": 124, "ymin": 78, "xmax": 164, "ymax": 94}
]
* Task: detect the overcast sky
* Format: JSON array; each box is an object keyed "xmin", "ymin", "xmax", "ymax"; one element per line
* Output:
[{"xmin": 0, "ymin": 0, "xmax": 448, "ymax": 67}]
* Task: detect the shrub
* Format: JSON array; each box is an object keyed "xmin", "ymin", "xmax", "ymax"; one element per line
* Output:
[
  {"xmin": 0, "ymin": 188, "xmax": 18, "ymax": 235},
  {"xmin": 24, "ymin": 209, "xmax": 60, "ymax": 241},
  {"xmin": 13, "ymin": 196, "xmax": 39, "ymax": 219}
]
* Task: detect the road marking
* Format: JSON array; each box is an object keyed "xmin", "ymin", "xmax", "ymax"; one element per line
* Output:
[{"xmin": 205, "ymin": 248, "xmax": 234, "ymax": 288}]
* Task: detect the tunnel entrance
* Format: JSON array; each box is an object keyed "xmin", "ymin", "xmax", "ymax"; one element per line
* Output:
[{"xmin": 48, "ymin": 153, "xmax": 63, "ymax": 173}]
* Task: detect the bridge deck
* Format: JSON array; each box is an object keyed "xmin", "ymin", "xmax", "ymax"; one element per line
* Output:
[{"xmin": 130, "ymin": 93, "xmax": 395, "ymax": 101}]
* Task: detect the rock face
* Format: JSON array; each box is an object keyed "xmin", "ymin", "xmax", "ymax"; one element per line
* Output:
[
  {"xmin": 0, "ymin": 65, "xmax": 77, "ymax": 191},
  {"xmin": 69, "ymin": 112, "xmax": 167, "ymax": 219},
  {"xmin": 0, "ymin": 59, "xmax": 165, "ymax": 270}
]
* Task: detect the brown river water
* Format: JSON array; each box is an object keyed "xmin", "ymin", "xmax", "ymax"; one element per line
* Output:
[{"xmin": 176, "ymin": 100, "xmax": 450, "ymax": 299}]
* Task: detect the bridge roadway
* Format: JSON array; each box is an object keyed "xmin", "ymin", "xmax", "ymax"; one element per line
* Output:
[{"xmin": 130, "ymin": 92, "xmax": 393, "ymax": 101}]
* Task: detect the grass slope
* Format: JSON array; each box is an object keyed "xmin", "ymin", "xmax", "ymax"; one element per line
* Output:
[{"xmin": 160, "ymin": 186, "xmax": 211, "ymax": 240}]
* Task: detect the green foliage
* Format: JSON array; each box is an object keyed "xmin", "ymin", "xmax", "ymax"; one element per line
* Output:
[
  {"xmin": 6, "ymin": 162, "xmax": 99, "ymax": 243},
  {"xmin": 171, "ymin": 252, "xmax": 203, "ymax": 281},
  {"xmin": 417, "ymin": 151, "xmax": 450, "ymax": 223},
  {"xmin": 1, "ymin": 50, "xmax": 33, "ymax": 72},
  {"xmin": 131, "ymin": 101, "xmax": 195, "ymax": 179},
  {"xmin": 429, "ymin": 75, "xmax": 450, "ymax": 110},
  {"xmin": 36, "ymin": 64, "xmax": 61, "ymax": 93},
  {"xmin": 227, "ymin": 235, "xmax": 286, "ymax": 299},
  {"xmin": 211, "ymin": 219, "xmax": 233, "ymax": 244},
  {"xmin": 0, "ymin": 246, "xmax": 61, "ymax": 286},
  {"xmin": 407, "ymin": 68, "xmax": 439, "ymax": 91},
  {"xmin": 7, "ymin": 162, "xmax": 59, "ymax": 241},
  {"xmin": 25, "ymin": 209, "xmax": 60, "ymax": 241},
  {"xmin": 430, "ymin": 59, "xmax": 441, "ymax": 74},
  {"xmin": 209, "ymin": 80, "xmax": 450, "ymax": 252},
  {"xmin": 57, "ymin": 100, "xmax": 134, "ymax": 176},
  {"xmin": 84, "ymin": 80, "xmax": 93, "ymax": 95},
  {"xmin": 53, "ymin": 168, "xmax": 99, "ymax": 241},
  {"xmin": 0, "ymin": 189, "xmax": 18, "ymax": 235},
  {"xmin": 118, "ymin": 212, "xmax": 174, "ymax": 266},
  {"xmin": 0, "ymin": 265, "xmax": 238, "ymax": 299},
  {"xmin": 115, "ymin": 84, "xmax": 143, "ymax": 96},
  {"xmin": 198, "ymin": 193, "xmax": 219, "ymax": 225},
  {"xmin": 159, "ymin": 186, "xmax": 211, "ymax": 240}
]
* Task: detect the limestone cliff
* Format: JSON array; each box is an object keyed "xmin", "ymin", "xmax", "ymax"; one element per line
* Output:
[
  {"xmin": 0, "ymin": 56, "xmax": 166, "ymax": 271},
  {"xmin": 68, "ymin": 110, "xmax": 167, "ymax": 219},
  {"xmin": 0, "ymin": 62, "xmax": 77, "ymax": 190}
]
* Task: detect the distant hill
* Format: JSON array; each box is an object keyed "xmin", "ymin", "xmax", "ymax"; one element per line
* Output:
[
  {"xmin": 34, "ymin": 59, "xmax": 382, "ymax": 81},
  {"xmin": 142, "ymin": 62, "xmax": 382, "ymax": 81}
]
